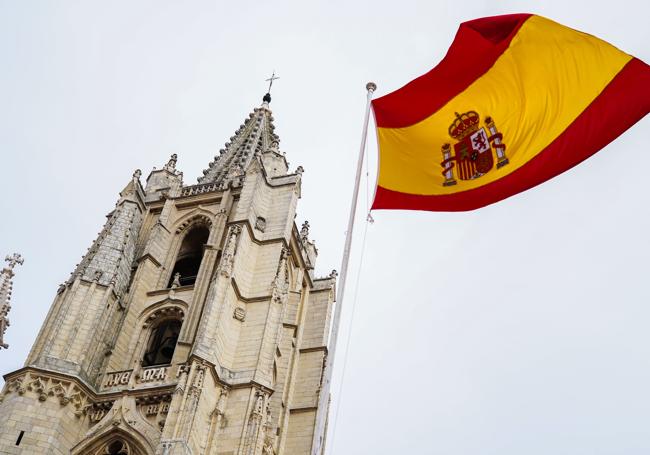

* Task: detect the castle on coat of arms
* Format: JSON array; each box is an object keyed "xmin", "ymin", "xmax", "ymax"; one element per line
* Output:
[{"xmin": 0, "ymin": 92, "xmax": 335, "ymax": 455}]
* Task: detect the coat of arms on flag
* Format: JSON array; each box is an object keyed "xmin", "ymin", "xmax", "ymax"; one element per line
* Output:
[{"xmin": 440, "ymin": 111, "xmax": 509, "ymax": 186}]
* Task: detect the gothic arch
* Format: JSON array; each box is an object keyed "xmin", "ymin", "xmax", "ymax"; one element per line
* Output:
[
  {"xmin": 140, "ymin": 299, "xmax": 187, "ymax": 328},
  {"xmin": 72, "ymin": 397, "xmax": 156, "ymax": 455},
  {"xmin": 173, "ymin": 211, "xmax": 213, "ymax": 235},
  {"xmin": 72, "ymin": 430, "xmax": 149, "ymax": 455},
  {"xmin": 127, "ymin": 300, "xmax": 187, "ymax": 368},
  {"xmin": 160, "ymin": 210, "xmax": 215, "ymax": 289}
]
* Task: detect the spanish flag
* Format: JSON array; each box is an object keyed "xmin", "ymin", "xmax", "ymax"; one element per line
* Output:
[{"xmin": 372, "ymin": 14, "xmax": 650, "ymax": 211}]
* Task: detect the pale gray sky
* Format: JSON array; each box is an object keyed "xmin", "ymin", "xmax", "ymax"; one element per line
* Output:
[{"xmin": 1, "ymin": 1, "xmax": 649, "ymax": 454}]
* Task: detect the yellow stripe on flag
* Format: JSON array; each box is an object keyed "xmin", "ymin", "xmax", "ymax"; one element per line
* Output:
[{"xmin": 377, "ymin": 15, "xmax": 632, "ymax": 196}]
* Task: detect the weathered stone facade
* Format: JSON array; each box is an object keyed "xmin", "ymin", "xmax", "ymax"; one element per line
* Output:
[{"xmin": 0, "ymin": 95, "xmax": 334, "ymax": 454}]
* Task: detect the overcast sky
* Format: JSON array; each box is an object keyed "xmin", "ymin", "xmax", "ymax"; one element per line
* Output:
[{"xmin": 1, "ymin": 1, "xmax": 649, "ymax": 454}]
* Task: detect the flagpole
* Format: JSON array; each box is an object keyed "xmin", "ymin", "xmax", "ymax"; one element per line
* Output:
[{"xmin": 311, "ymin": 82, "xmax": 377, "ymax": 455}]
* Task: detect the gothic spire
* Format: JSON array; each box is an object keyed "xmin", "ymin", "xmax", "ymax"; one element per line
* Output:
[
  {"xmin": 198, "ymin": 96, "xmax": 281, "ymax": 185},
  {"xmin": 68, "ymin": 171, "xmax": 145, "ymax": 296},
  {"xmin": 0, "ymin": 253, "xmax": 24, "ymax": 349}
]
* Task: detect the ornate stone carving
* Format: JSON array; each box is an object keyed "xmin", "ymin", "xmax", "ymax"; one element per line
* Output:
[
  {"xmin": 271, "ymin": 248, "xmax": 290, "ymax": 305},
  {"xmin": 87, "ymin": 401, "xmax": 114, "ymax": 425},
  {"xmin": 242, "ymin": 388, "xmax": 270, "ymax": 455},
  {"xmin": 174, "ymin": 214, "xmax": 212, "ymax": 234},
  {"xmin": 138, "ymin": 366, "xmax": 168, "ymax": 383},
  {"xmin": 135, "ymin": 393, "xmax": 171, "ymax": 431},
  {"xmin": 170, "ymin": 272, "xmax": 181, "ymax": 289},
  {"xmin": 104, "ymin": 370, "xmax": 132, "ymax": 388},
  {"xmin": 143, "ymin": 306, "xmax": 184, "ymax": 328},
  {"xmin": 0, "ymin": 253, "xmax": 23, "ymax": 349},
  {"xmin": 218, "ymin": 225, "xmax": 242, "ymax": 278},
  {"xmin": 300, "ymin": 221, "xmax": 310, "ymax": 243},
  {"xmin": 163, "ymin": 154, "xmax": 177, "ymax": 172},
  {"xmin": 233, "ymin": 306, "xmax": 246, "ymax": 322},
  {"xmin": 77, "ymin": 395, "xmax": 159, "ymax": 454},
  {"xmin": 255, "ymin": 216, "xmax": 267, "ymax": 232},
  {"xmin": 1, "ymin": 371, "xmax": 90, "ymax": 416},
  {"xmin": 213, "ymin": 386, "xmax": 229, "ymax": 419}
]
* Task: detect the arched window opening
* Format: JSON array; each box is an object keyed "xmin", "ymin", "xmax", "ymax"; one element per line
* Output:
[
  {"xmin": 168, "ymin": 225, "xmax": 209, "ymax": 287},
  {"xmin": 106, "ymin": 440, "xmax": 129, "ymax": 455},
  {"xmin": 142, "ymin": 319, "xmax": 181, "ymax": 367}
]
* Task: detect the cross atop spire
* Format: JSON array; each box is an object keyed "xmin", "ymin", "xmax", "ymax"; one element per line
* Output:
[
  {"xmin": 265, "ymin": 71, "xmax": 279, "ymax": 94},
  {"xmin": 263, "ymin": 71, "xmax": 279, "ymax": 103}
]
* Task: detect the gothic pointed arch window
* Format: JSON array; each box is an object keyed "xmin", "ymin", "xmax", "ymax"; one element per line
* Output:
[
  {"xmin": 106, "ymin": 440, "xmax": 130, "ymax": 455},
  {"xmin": 90, "ymin": 438, "xmax": 135, "ymax": 455},
  {"xmin": 142, "ymin": 318, "xmax": 181, "ymax": 367},
  {"xmin": 168, "ymin": 224, "xmax": 210, "ymax": 287}
]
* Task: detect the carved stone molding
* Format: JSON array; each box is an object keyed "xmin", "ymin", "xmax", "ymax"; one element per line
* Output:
[
  {"xmin": 174, "ymin": 213, "xmax": 212, "ymax": 234},
  {"xmin": 87, "ymin": 401, "xmax": 115, "ymax": 425},
  {"xmin": 255, "ymin": 216, "xmax": 267, "ymax": 232},
  {"xmin": 218, "ymin": 225, "xmax": 242, "ymax": 278},
  {"xmin": 233, "ymin": 306, "xmax": 246, "ymax": 322},
  {"xmin": 74, "ymin": 395, "xmax": 158, "ymax": 455},
  {"xmin": 143, "ymin": 306, "xmax": 184, "ymax": 328},
  {"xmin": 135, "ymin": 393, "xmax": 172, "ymax": 432},
  {"xmin": 271, "ymin": 247, "xmax": 290, "ymax": 305},
  {"xmin": 1, "ymin": 371, "xmax": 91, "ymax": 417}
]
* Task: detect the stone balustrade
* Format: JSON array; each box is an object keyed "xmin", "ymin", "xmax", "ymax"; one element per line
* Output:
[{"xmin": 180, "ymin": 182, "xmax": 220, "ymax": 197}]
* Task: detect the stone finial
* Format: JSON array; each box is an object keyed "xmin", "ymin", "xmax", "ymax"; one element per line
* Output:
[
  {"xmin": 295, "ymin": 166, "xmax": 304, "ymax": 176},
  {"xmin": 218, "ymin": 225, "xmax": 243, "ymax": 278},
  {"xmin": 1, "ymin": 253, "xmax": 24, "ymax": 349},
  {"xmin": 329, "ymin": 269, "xmax": 338, "ymax": 279},
  {"xmin": 133, "ymin": 169, "xmax": 142, "ymax": 179},
  {"xmin": 268, "ymin": 140, "xmax": 280, "ymax": 154},
  {"xmin": 300, "ymin": 221, "xmax": 310, "ymax": 242},
  {"xmin": 4, "ymin": 254, "xmax": 23, "ymax": 274},
  {"xmin": 163, "ymin": 154, "xmax": 178, "ymax": 172}
]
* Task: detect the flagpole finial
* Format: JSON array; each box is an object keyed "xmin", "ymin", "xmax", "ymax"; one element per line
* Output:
[{"xmin": 366, "ymin": 82, "xmax": 377, "ymax": 92}]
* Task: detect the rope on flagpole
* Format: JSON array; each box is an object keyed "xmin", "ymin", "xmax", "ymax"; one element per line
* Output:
[
  {"xmin": 311, "ymin": 82, "xmax": 377, "ymax": 455},
  {"xmin": 329, "ymin": 212, "xmax": 371, "ymax": 453}
]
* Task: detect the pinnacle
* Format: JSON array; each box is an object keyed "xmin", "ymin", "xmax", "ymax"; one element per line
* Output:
[
  {"xmin": 198, "ymin": 98, "xmax": 281, "ymax": 185},
  {"xmin": 1, "ymin": 253, "xmax": 23, "ymax": 349}
]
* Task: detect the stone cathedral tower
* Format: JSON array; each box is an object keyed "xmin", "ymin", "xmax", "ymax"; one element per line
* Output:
[{"xmin": 0, "ymin": 94, "xmax": 335, "ymax": 455}]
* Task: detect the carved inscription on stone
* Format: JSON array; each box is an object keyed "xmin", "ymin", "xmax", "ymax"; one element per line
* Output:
[
  {"xmin": 139, "ymin": 366, "xmax": 168, "ymax": 383},
  {"xmin": 87, "ymin": 402, "xmax": 113, "ymax": 425},
  {"xmin": 104, "ymin": 371, "xmax": 131, "ymax": 387}
]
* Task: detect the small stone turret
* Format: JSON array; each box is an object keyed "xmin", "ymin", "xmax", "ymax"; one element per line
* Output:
[
  {"xmin": 26, "ymin": 170, "xmax": 146, "ymax": 380},
  {"xmin": 145, "ymin": 153, "xmax": 184, "ymax": 202}
]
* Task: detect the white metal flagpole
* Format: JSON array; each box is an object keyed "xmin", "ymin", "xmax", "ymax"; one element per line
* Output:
[{"xmin": 311, "ymin": 81, "xmax": 377, "ymax": 455}]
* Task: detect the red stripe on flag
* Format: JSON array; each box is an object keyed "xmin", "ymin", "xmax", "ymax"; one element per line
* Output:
[
  {"xmin": 372, "ymin": 58, "xmax": 650, "ymax": 212},
  {"xmin": 372, "ymin": 14, "xmax": 532, "ymax": 129}
]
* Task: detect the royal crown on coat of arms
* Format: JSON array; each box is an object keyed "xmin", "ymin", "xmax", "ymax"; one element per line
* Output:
[{"xmin": 440, "ymin": 111, "xmax": 509, "ymax": 186}]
